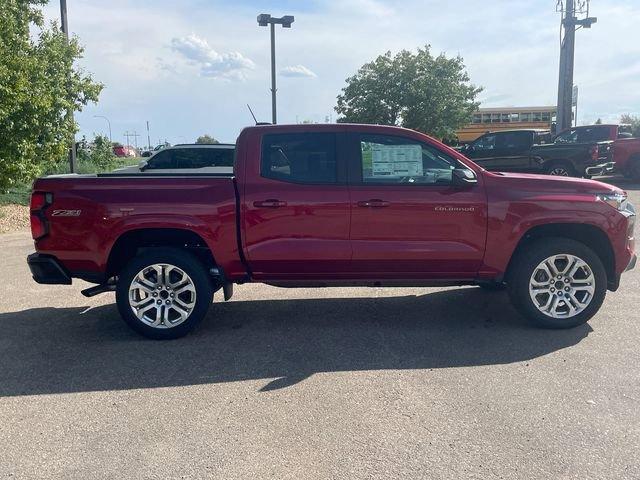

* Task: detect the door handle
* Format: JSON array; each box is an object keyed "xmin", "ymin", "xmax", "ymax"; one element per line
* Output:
[
  {"xmin": 253, "ymin": 199, "xmax": 287, "ymax": 208},
  {"xmin": 357, "ymin": 199, "xmax": 390, "ymax": 208}
]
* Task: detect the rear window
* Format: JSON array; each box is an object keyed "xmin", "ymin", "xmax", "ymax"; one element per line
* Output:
[
  {"xmin": 146, "ymin": 150, "xmax": 175, "ymax": 169},
  {"xmin": 174, "ymin": 148, "xmax": 234, "ymax": 168},
  {"xmin": 261, "ymin": 133, "xmax": 337, "ymax": 183}
]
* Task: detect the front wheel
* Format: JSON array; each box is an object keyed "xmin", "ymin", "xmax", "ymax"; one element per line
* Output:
[
  {"xmin": 546, "ymin": 161, "xmax": 577, "ymax": 177},
  {"xmin": 116, "ymin": 248, "xmax": 214, "ymax": 339},
  {"xmin": 507, "ymin": 238, "xmax": 607, "ymax": 329}
]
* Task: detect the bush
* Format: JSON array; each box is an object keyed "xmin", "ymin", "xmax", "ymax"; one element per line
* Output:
[{"xmin": 44, "ymin": 135, "xmax": 134, "ymax": 175}]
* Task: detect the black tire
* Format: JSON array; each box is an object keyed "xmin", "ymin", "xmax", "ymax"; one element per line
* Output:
[
  {"xmin": 546, "ymin": 161, "xmax": 577, "ymax": 177},
  {"xmin": 478, "ymin": 281, "xmax": 506, "ymax": 291},
  {"xmin": 507, "ymin": 238, "xmax": 607, "ymax": 329},
  {"xmin": 116, "ymin": 247, "xmax": 214, "ymax": 339}
]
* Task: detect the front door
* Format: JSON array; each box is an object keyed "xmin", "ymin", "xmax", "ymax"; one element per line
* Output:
[
  {"xmin": 348, "ymin": 132, "xmax": 487, "ymax": 278},
  {"xmin": 241, "ymin": 131, "xmax": 352, "ymax": 279}
]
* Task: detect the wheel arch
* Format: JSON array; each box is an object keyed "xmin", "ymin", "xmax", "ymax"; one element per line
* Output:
[
  {"xmin": 106, "ymin": 228, "xmax": 217, "ymax": 279},
  {"xmin": 506, "ymin": 223, "xmax": 616, "ymax": 290}
]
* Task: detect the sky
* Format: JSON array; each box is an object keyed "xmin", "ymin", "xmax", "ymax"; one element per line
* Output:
[{"xmin": 40, "ymin": 0, "xmax": 640, "ymax": 147}]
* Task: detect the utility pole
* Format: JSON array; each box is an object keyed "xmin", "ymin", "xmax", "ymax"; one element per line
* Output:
[
  {"xmin": 556, "ymin": 0, "xmax": 596, "ymax": 132},
  {"xmin": 123, "ymin": 131, "xmax": 140, "ymax": 148},
  {"xmin": 146, "ymin": 121, "xmax": 151, "ymax": 150},
  {"xmin": 60, "ymin": 0, "xmax": 76, "ymax": 172}
]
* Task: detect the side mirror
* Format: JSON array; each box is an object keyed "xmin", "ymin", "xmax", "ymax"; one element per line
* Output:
[
  {"xmin": 452, "ymin": 168, "xmax": 478, "ymax": 187},
  {"xmin": 138, "ymin": 160, "xmax": 148, "ymax": 171}
]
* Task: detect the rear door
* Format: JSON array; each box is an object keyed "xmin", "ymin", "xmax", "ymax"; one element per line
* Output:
[
  {"xmin": 347, "ymin": 132, "xmax": 487, "ymax": 277},
  {"xmin": 241, "ymin": 131, "xmax": 352, "ymax": 278},
  {"xmin": 466, "ymin": 131, "xmax": 533, "ymax": 172}
]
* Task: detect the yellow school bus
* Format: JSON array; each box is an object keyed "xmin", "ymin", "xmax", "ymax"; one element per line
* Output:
[{"xmin": 456, "ymin": 106, "xmax": 557, "ymax": 144}]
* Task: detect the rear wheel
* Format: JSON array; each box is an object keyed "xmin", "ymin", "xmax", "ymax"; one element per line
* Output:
[
  {"xmin": 546, "ymin": 161, "xmax": 576, "ymax": 177},
  {"xmin": 507, "ymin": 238, "xmax": 607, "ymax": 329},
  {"xmin": 116, "ymin": 248, "xmax": 214, "ymax": 339}
]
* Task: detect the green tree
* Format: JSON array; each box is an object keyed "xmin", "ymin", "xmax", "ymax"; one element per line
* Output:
[
  {"xmin": 620, "ymin": 114, "xmax": 640, "ymax": 137},
  {"xmin": 0, "ymin": 0, "xmax": 103, "ymax": 190},
  {"xmin": 595, "ymin": 118, "xmax": 602, "ymax": 124},
  {"xmin": 335, "ymin": 45, "xmax": 482, "ymax": 140},
  {"xmin": 77, "ymin": 134, "xmax": 115, "ymax": 170},
  {"xmin": 195, "ymin": 134, "xmax": 219, "ymax": 144}
]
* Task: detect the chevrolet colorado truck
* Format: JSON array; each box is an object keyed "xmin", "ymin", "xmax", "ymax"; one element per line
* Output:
[
  {"xmin": 27, "ymin": 124, "xmax": 636, "ymax": 339},
  {"xmin": 461, "ymin": 129, "xmax": 613, "ymax": 177},
  {"xmin": 554, "ymin": 124, "xmax": 640, "ymax": 180}
]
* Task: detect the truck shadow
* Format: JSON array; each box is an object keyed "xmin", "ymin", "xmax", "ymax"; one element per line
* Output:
[{"xmin": 0, "ymin": 287, "xmax": 591, "ymax": 396}]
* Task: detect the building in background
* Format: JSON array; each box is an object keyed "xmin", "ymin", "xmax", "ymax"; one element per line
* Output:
[{"xmin": 456, "ymin": 106, "xmax": 557, "ymax": 143}]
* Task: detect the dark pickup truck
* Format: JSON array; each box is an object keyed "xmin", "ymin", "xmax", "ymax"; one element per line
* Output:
[
  {"xmin": 461, "ymin": 129, "xmax": 614, "ymax": 177},
  {"xmin": 28, "ymin": 124, "xmax": 636, "ymax": 339},
  {"xmin": 555, "ymin": 124, "xmax": 640, "ymax": 180}
]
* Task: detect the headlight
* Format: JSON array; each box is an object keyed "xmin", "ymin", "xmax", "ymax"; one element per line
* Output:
[{"xmin": 596, "ymin": 192, "xmax": 628, "ymax": 211}]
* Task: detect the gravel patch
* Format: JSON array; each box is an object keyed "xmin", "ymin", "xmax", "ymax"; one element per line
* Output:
[{"xmin": 0, "ymin": 205, "xmax": 29, "ymax": 234}]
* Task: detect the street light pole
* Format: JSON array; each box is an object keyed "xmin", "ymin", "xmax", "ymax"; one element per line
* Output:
[
  {"xmin": 270, "ymin": 22, "xmax": 277, "ymax": 124},
  {"xmin": 257, "ymin": 14, "xmax": 294, "ymax": 124},
  {"xmin": 60, "ymin": 0, "xmax": 76, "ymax": 172},
  {"xmin": 93, "ymin": 115, "xmax": 112, "ymax": 143}
]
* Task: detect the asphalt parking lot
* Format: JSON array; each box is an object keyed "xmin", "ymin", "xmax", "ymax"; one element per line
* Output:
[{"xmin": 1, "ymin": 177, "xmax": 639, "ymax": 479}]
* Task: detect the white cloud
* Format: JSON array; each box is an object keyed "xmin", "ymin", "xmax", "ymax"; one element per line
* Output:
[
  {"xmin": 36, "ymin": 0, "xmax": 640, "ymax": 144},
  {"xmin": 171, "ymin": 34, "xmax": 255, "ymax": 80},
  {"xmin": 280, "ymin": 65, "xmax": 317, "ymax": 78}
]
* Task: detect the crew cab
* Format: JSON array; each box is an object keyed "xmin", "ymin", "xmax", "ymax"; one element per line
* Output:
[
  {"xmin": 461, "ymin": 129, "xmax": 613, "ymax": 177},
  {"xmin": 27, "ymin": 124, "xmax": 636, "ymax": 339},
  {"xmin": 554, "ymin": 124, "xmax": 640, "ymax": 180}
]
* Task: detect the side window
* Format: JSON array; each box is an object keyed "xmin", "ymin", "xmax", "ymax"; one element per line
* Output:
[
  {"xmin": 500, "ymin": 131, "xmax": 531, "ymax": 152},
  {"xmin": 473, "ymin": 134, "xmax": 497, "ymax": 151},
  {"xmin": 359, "ymin": 134, "xmax": 457, "ymax": 185},
  {"xmin": 261, "ymin": 133, "xmax": 337, "ymax": 183},
  {"xmin": 554, "ymin": 129, "xmax": 578, "ymax": 144},
  {"xmin": 174, "ymin": 149, "xmax": 210, "ymax": 168},
  {"xmin": 576, "ymin": 126, "xmax": 609, "ymax": 143},
  {"xmin": 208, "ymin": 149, "xmax": 234, "ymax": 166},
  {"xmin": 146, "ymin": 150, "xmax": 175, "ymax": 169}
]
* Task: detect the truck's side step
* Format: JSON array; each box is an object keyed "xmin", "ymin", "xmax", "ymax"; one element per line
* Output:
[{"xmin": 81, "ymin": 283, "xmax": 116, "ymax": 297}]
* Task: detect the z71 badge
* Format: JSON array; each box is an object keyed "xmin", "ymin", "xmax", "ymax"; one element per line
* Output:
[{"xmin": 52, "ymin": 209, "xmax": 81, "ymax": 217}]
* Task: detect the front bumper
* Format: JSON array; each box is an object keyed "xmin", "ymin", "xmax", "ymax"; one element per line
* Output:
[
  {"xmin": 585, "ymin": 161, "xmax": 616, "ymax": 177},
  {"xmin": 27, "ymin": 253, "xmax": 72, "ymax": 285}
]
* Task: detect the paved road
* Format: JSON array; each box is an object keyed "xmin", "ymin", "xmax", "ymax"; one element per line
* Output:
[{"xmin": 1, "ymin": 178, "xmax": 639, "ymax": 479}]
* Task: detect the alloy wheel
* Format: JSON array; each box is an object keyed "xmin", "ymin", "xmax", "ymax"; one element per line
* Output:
[
  {"xmin": 128, "ymin": 263, "xmax": 197, "ymax": 329},
  {"xmin": 528, "ymin": 254, "xmax": 595, "ymax": 319}
]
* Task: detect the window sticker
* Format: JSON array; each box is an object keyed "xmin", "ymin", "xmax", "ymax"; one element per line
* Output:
[{"xmin": 366, "ymin": 144, "xmax": 423, "ymax": 178}]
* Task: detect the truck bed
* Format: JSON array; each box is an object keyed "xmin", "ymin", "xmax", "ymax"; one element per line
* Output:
[{"xmin": 31, "ymin": 174, "xmax": 246, "ymax": 282}]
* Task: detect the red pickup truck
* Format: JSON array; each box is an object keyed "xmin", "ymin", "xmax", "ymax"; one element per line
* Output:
[
  {"xmin": 28, "ymin": 124, "xmax": 636, "ymax": 339},
  {"xmin": 554, "ymin": 124, "xmax": 640, "ymax": 179}
]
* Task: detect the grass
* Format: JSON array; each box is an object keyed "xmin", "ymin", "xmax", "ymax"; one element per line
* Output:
[
  {"xmin": 0, "ymin": 184, "xmax": 31, "ymax": 206},
  {"xmin": 45, "ymin": 157, "xmax": 139, "ymax": 175},
  {"xmin": 0, "ymin": 157, "xmax": 140, "ymax": 207}
]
